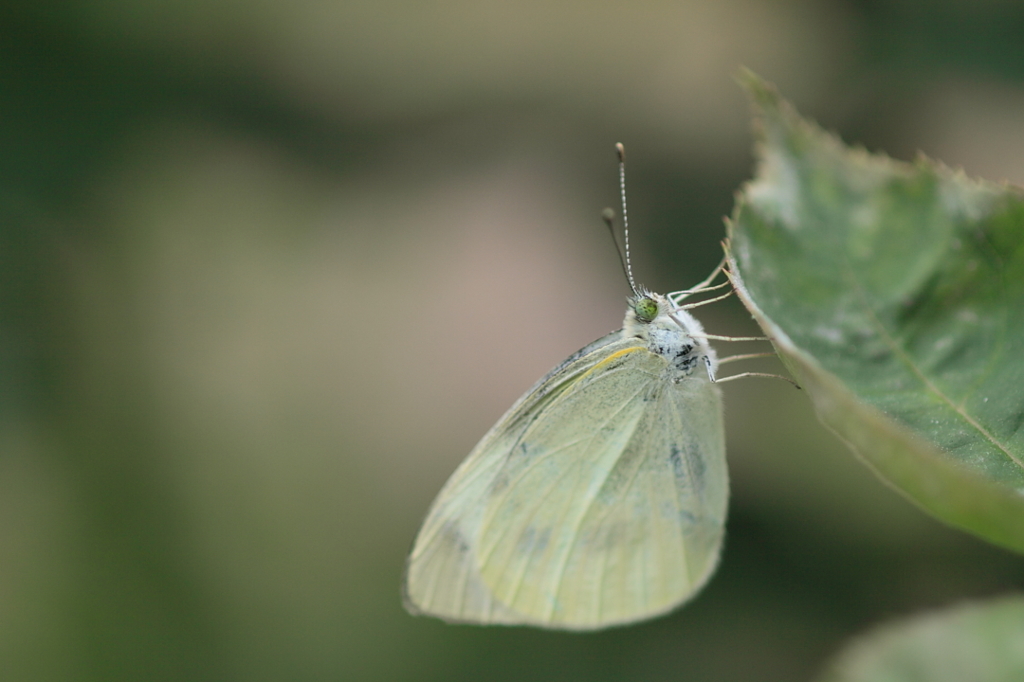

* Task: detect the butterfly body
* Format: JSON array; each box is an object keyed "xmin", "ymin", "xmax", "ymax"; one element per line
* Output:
[{"xmin": 404, "ymin": 292, "xmax": 727, "ymax": 630}]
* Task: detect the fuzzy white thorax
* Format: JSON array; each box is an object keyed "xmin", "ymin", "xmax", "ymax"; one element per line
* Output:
[{"xmin": 623, "ymin": 293, "xmax": 718, "ymax": 381}]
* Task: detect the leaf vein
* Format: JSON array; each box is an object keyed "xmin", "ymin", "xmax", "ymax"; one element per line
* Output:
[{"xmin": 849, "ymin": 272, "xmax": 1024, "ymax": 472}]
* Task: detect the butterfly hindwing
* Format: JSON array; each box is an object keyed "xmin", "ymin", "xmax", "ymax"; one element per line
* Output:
[{"xmin": 475, "ymin": 342, "xmax": 726, "ymax": 629}]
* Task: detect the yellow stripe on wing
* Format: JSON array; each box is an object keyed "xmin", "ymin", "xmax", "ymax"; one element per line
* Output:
[{"xmin": 580, "ymin": 345, "xmax": 649, "ymax": 380}]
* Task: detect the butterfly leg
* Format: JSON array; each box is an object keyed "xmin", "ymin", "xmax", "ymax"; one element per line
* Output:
[
  {"xmin": 706, "ymin": 353, "xmax": 800, "ymax": 388},
  {"xmin": 667, "ymin": 256, "xmax": 729, "ymax": 304}
]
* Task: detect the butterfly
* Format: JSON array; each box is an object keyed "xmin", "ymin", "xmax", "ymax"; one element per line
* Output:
[{"xmin": 403, "ymin": 145, "xmax": 783, "ymax": 630}]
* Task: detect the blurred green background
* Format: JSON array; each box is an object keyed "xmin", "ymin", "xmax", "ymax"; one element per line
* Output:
[{"xmin": 3, "ymin": 1, "xmax": 1024, "ymax": 680}]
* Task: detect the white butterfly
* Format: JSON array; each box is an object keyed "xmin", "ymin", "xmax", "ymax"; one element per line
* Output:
[{"xmin": 403, "ymin": 145, "xmax": 782, "ymax": 630}]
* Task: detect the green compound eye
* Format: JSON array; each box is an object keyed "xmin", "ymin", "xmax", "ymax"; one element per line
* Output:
[{"xmin": 633, "ymin": 297, "xmax": 659, "ymax": 324}]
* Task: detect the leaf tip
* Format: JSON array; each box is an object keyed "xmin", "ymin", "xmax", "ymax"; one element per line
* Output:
[{"xmin": 734, "ymin": 68, "xmax": 782, "ymax": 113}]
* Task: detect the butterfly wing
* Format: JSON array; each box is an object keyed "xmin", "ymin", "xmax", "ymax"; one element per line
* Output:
[
  {"xmin": 404, "ymin": 327, "xmax": 727, "ymax": 629},
  {"xmin": 403, "ymin": 331, "xmax": 633, "ymax": 625},
  {"xmin": 475, "ymin": 345, "xmax": 726, "ymax": 629}
]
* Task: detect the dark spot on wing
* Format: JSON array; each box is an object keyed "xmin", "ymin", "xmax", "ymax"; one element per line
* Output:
[
  {"xmin": 669, "ymin": 444, "xmax": 686, "ymax": 481},
  {"xmin": 687, "ymin": 447, "xmax": 706, "ymax": 481},
  {"xmin": 517, "ymin": 525, "xmax": 551, "ymax": 553},
  {"xmin": 442, "ymin": 520, "xmax": 471, "ymax": 554}
]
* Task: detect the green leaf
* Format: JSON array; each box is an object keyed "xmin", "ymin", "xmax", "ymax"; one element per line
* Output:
[
  {"xmin": 816, "ymin": 595, "xmax": 1024, "ymax": 682},
  {"xmin": 727, "ymin": 70, "xmax": 1024, "ymax": 553}
]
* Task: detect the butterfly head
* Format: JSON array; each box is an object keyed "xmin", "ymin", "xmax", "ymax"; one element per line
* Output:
[
  {"xmin": 624, "ymin": 290, "xmax": 679, "ymax": 332},
  {"xmin": 630, "ymin": 291, "xmax": 660, "ymax": 324}
]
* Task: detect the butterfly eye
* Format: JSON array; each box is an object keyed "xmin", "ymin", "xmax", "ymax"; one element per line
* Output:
[{"xmin": 633, "ymin": 297, "xmax": 659, "ymax": 324}]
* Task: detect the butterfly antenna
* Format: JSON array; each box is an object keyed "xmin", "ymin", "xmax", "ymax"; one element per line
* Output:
[
  {"xmin": 616, "ymin": 142, "xmax": 640, "ymax": 297},
  {"xmin": 601, "ymin": 207, "xmax": 632, "ymax": 292}
]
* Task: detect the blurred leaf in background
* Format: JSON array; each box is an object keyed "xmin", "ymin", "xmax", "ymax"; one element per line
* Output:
[
  {"xmin": 818, "ymin": 595, "xmax": 1024, "ymax": 682},
  {"xmin": 2, "ymin": 1, "xmax": 1024, "ymax": 681}
]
